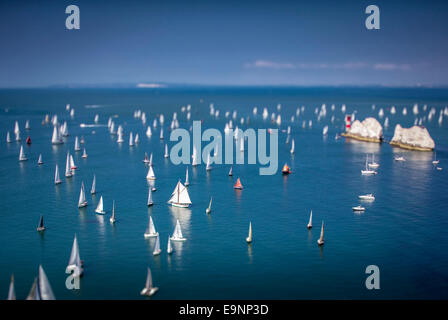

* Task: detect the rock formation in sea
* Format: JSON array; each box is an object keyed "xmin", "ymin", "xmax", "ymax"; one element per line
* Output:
[
  {"xmin": 390, "ymin": 124, "xmax": 435, "ymax": 151},
  {"xmin": 342, "ymin": 117, "xmax": 383, "ymax": 143}
]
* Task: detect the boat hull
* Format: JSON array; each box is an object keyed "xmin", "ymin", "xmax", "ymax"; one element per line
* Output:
[
  {"xmin": 140, "ymin": 287, "xmax": 158, "ymax": 297},
  {"xmin": 78, "ymin": 202, "xmax": 88, "ymax": 208},
  {"xmin": 95, "ymin": 210, "xmax": 106, "ymax": 215},
  {"xmin": 170, "ymin": 237, "xmax": 186, "ymax": 242},
  {"xmin": 170, "ymin": 203, "xmax": 190, "ymax": 208}
]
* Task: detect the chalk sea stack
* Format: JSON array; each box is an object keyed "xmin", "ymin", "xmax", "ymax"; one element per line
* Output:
[
  {"xmin": 342, "ymin": 117, "xmax": 383, "ymax": 143},
  {"xmin": 390, "ymin": 124, "xmax": 435, "ymax": 151}
]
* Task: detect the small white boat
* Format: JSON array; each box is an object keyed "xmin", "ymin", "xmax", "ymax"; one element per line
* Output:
[
  {"xmin": 74, "ymin": 136, "xmax": 81, "ymax": 151},
  {"xmin": 144, "ymin": 216, "xmax": 158, "ymax": 238},
  {"xmin": 140, "ymin": 267, "xmax": 158, "ymax": 297},
  {"xmin": 65, "ymin": 153, "xmax": 72, "ymax": 177},
  {"xmin": 246, "ymin": 222, "xmax": 252, "ymax": 243},
  {"xmin": 352, "ymin": 205, "xmax": 366, "ymax": 212},
  {"xmin": 436, "ymin": 167, "xmax": 443, "ymax": 171},
  {"xmin": 91, "ymin": 175, "xmax": 96, "ymax": 194},
  {"xmin": 95, "ymin": 196, "xmax": 106, "ymax": 214},
  {"xmin": 368, "ymin": 154, "xmax": 380, "ymax": 169},
  {"xmin": 78, "ymin": 182, "xmax": 88, "ymax": 208},
  {"xmin": 205, "ymin": 197, "xmax": 212, "ymax": 214},
  {"xmin": 167, "ymin": 181, "xmax": 192, "ymax": 208},
  {"xmin": 432, "ymin": 152, "xmax": 440, "ymax": 165},
  {"xmin": 167, "ymin": 237, "xmax": 173, "ymax": 254},
  {"xmin": 361, "ymin": 156, "xmax": 377, "ymax": 175},
  {"xmin": 147, "ymin": 188, "xmax": 154, "ymax": 206},
  {"xmin": 54, "ymin": 165, "xmax": 62, "ymax": 185},
  {"xmin": 82, "ymin": 148, "xmax": 88, "ymax": 158},
  {"xmin": 317, "ymin": 221, "xmax": 324, "ymax": 246},
  {"xmin": 164, "ymin": 144, "xmax": 169, "ymax": 158},
  {"xmin": 66, "ymin": 234, "xmax": 83, "ymax": 277},
  {"xmin": 184, "ymin": 167, "xmax": 190, "ymax": 186},
  {"xmin": 19, "ymin": 145, "xmax": 27, "ymax": 161},
  {"xmin": 170, "ymin": 219, "xmax": 187, "ymax": 241},
  {"xmin": 146, "ymin": 165, "xmax": 156, "ymax": 180},
  {"xmin": 394, "ymin": 156, "xmax": 406, "ymax": 162},
  {"xmin": 153, "ymin": 234, "xmax": 161, "ymax": 256},
  {"xmin": 110, "ymin": 200, "xmax": 116, "ymax": 223},
  {"xmin": 307, "ymin": 211, "xmax": 312, "ymax": 229},
  {"xmin": 38, "ymin": 154, "xmax": 43, "ymax": 165},
  {"xmin": 358, "ymin": 194, "xmax": 375, "ymax": 201}
]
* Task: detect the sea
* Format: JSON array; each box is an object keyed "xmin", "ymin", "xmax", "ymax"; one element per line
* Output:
[{"xmin": 0, "ymin": 86, "xmax": 447, "ymax": 299}]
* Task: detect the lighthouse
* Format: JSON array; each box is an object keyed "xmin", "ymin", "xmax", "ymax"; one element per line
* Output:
[{"xmin": 345, "ymin": 115, "xmax": 351, "ymax": 132}]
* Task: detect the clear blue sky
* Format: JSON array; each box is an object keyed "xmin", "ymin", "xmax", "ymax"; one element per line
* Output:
[{"xmin": 0, "ymin": 0, "xmax": 447, "ymax": 87}]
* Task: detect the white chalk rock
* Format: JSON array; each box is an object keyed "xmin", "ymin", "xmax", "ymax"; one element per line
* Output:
[
  {"xmin": 349, "ymin": 117, "xmax": 383, "ymax": 140},
  {"xmin": 391, "ymin": 124, "xmax": 435, "ymax": 150}
]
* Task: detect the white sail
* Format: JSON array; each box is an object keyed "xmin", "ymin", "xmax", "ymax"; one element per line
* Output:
[
  {"xmin": 146, "ymin": 165, "xmax": 156, "ymax": 180},
  {"xmin": 6, "ymin": 131, "xmax": 11, "ymax": 143},
  {"xmin": 70, "ymin": 155, "xmax": 76, "ymax": 170},
  {"xmin": 129, "ymin": 132, "xmax": 134, "ymax": 146},
  {"xmin": 153, "ymin": 234, "xmax": 161, "ymax": 255},
  {"xmin": 65, "ymin": 153, "xmax": 72, "ymax": 177},
  {"xmin": 144, "ymin": 216, "xmax": 158, "ymax": 237},
  {"xmin": 246, "ymin": 222, "xmax": 252, "ymax": 243},
  {"xmin": 317, "ymin": 221, "xmax": 324, "ymax": 245},
  {"xmin": 167, "ymin": 237, "xmax": 173, "ymax": 254},
  {"xmin": 38, "ymin": 154, "xmax": 43, "ymax": 164},
  {"xmin": 95, "ymin": 196, "xmax": 105, "ymax": 214},
  {"xmin": 206, "ymin": 154, "xmax": 212, "ymax": 171},
  {"xmin": 54, "ymin": 165, "xmax": 61, "ymax": 184},
  {"xmin": 149, "ymin": 153, "xmax": 153, "ymax": 166},
  {"xmin": 94, "ymin": 114, "xmax": 99, "ymax": 123},
  {"xmin": 110, "ymin": 200, "xmax": 116, "ymax": 223},
  {"xmin": 192, "ymin": 145, "xmax": 199, "ymax": 166},
  {"xmin": 82, "ymin": 148, "xmax": 88, "ymax": 158},
  {"xmin": 134, "ymin": 133, "xmax": 139, "ymax": 144},
  {"xmin": 51, "ymin": 126, "xmax": 63, "ymax": 144},
  {"xmin": 19, "ymin": 145, "xmax": 27, "ymax": 161},
  {"xmin": 228, "ymin": 165, "xmax": 233, "ymax": 176},
  {"xmin": 290, "ymin": 139, "xmax": 295, "ymax": 154},
  {"xmin": 170, "ymin": 219, "xmax": 186, "ymax": 241},
  {"xmin": 168, "ymin": 181, "xmax": 192, "ymax": 207},
  {"xmin": 160, "ymin": 128, "xmax": 164, "ymax": 139},
  {"xmin": 38, "ymin": 265, "xmax": 55, "ymax": 300},
  {"xmin": 14, "ymin": 121, "xmax": 20, "ymax": 135},
  {"xmin": 91, "ymin": 175, "xmax": 96, "ymax": 194},
  {"xmin": 147, "ymin": 188, "xmax": 153, "ymax": 206},
  {"xmin": 164, "ymin": 144, "xmax": 169, "ymax": 158},
  {"xmin": 78, "ymin": 182, "xmax": 87, "ymax": 207},
  {"xmin": 74, "ymin": 136, "xmax": 81, "ymax": 151},
  {"xmin": 323, "ymin": 125, "xmax": 328, "ymax": 136},
  {"xmin": 66, "ymin": 234, "xmax": 83, "ymax": 276},
  {"xmin": 7, "ymin": 275, "xmax": 15, "ymax": 300},
  {"xmin": 140, "ymin": 267, "xmax": 158, "ymax": 296},
  {"xmin": 240, "ymin": 137, "xmax": 245, "ymax": 152},
  {"xmin": 185, "ymin": 167, "xmax": 189, "ymax": 186},
  {"xmin": 117, "ymin": 131, "xmax": 124, "ymax": 143},
  {"xmin": 146, "ymin": 126, "xmax": 152, "ymax": 137},
  {"xmin": 307, "ymin": 211, "xmax": 312, "ymax": 228}
]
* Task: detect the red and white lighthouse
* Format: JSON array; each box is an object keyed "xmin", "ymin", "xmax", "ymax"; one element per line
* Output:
[{"xmin": 345, "ymin": 115, "xmax": 351, "ymax": 132}]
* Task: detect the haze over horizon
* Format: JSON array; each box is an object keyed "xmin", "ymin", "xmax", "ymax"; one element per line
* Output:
[{"xmin": 1, "ymin": 0, "xmax": 448, "ymax": 88}]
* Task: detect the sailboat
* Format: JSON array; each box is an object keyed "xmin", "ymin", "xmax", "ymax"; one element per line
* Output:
[
  {"xmin": 358, "ymin": 194, "xmax": 375, "ymax": 201},
  {"xmin": 246, "ymin": 222, "xmax": 252, "ymax": 243},
  {"xmin": 240, "ymin": 137, "xmax": 245, "ymax": 152},
  {"xmin": 317, "ymin": 221, "xmax": 324, "ymax": 246},
  {"xmin": 117, "ymin": 131, "xmax": 124, "ymax": 143},
  {"xmin": 153, "ymin": 234, "xmax": 162, "ymax": 256},
  {"xmin": 135, "ymin": 133, "xmax": 140, "ymax": 144},
  {"xmin": 70, "ymin": 154, "xmax": 77, "ymax": 170},
  {"xmin": 149, "ymin": 153, "xmax": 153, "ymax": 166},
  {"xmin": 394, "ymin": 156, "xmax": 406, "ymax": 162},
  {"xmin": 110, "ymin": 200, "xmax": 116, "ymax": 223},
  {"xmin": 368, "ymin": 154, "xmax": 380, "ymax": 169},
  {"xmin": 170, "ymin": 219, "xmax": 187, "ymax": 241},
  {"xmin": 164, "ymin": 144, "xmax": 169, "ymax": 158},
  {"xmin": 167, "ymin": 237, "xmax": 173, "ymax": 254},
  {"xmin": 91, "ymin": 175, "xmax": 96, "ymax": 194},
  {"xmin": 65, "ymin": 153, "xmax": 73, "ymax": 177},
  {"xmin": 51, "ymin": 126, "xmax": 63, "ymax": 144},
  {"xmin": 147, "ymin": 188, "xmax": 154, "ymax": 206},
  {"xmin": 290, "ymin": 139, "xmax": 295, "ymax": 154},
  {"xmin": 206, "ymin": 154, "xmax": 212, "ymax": 171},
  {"xmin": 144, "ymin": 216, "xmax": 158, "ymax": 238},
  {"xmin": 7, "ymin": 275, "xmax": 15, "ymax": 300},
  {"xmin": 54, "ymin": 165, "xmax": 62, "ymax": 184},
  {"xmin": 361, "ymin": 155, "xmax": 377, "ymax": 175},
  {"xmin": 184, "ymin": 167, "xmax": 190, "ymax": 186},
  {"xmin": 228, "ymin": 165, "xmax": 233, "ymax": 176},
  {"xmin": 206, "ymin": 197, "xmax": 212, "ymax": 214},
  {"xmin": 66, "ymin": 234, "xmax": 84, "ymax": 277},
  {"xmin": 26, "ymin": 278, "xmax": 40, "ymax": 300},
  {"xmin": 129, "ymin": 132, "xmax": 134, "ymax": 146},
  {"xmin": 95, "ymin": 196, "xmax": 106, "ymax": 214},
  {"xmin": 6, "ymin": 131, "xmax": 11, "ymax": 143},
  {"xmin": 82, "ymin": 148, "xmax": 88, "ymax": 158},
  {"xmin": 160, "ymin": 128, "xmax": 164, "ymax": 140},
  {"xmin": 192, "ymin": 146, "xmax": 199, "ymax": 166},
  {"xmin": 146, "ymin": 165, "xmax": 156, "ymax": 180},
  {"xmin": 167, "ymin": 181, "xmax": 192, "ymax": 208},
  {"xmin": 37, "ymin": 215, "xmax": 45, "ymax": 232},
  {"xmin": 146, "ymin": 126, "xmax": 152, "ymax": 137},
  {"xmin": 143, "ymin": 152, "xmax": 150, "ymax": 163},
  {"xmin": 78, "ymin": 182, "xmax": 88, "ymax": 208},
  {"xmin": 432, "ymin": 152, "xmax": 440, "ymax": 165},
  {"xmin": 26, "ymin": 265, "xmax": 55, "ymax": 300},
  {"xmin": 234, "ymin": 178, "xmax": 243, "ymax": 189},
  {"xmin": 74, "ymin": 136, "xmax": 81, "ymax": 151},
  {"xmin": 38, "ymin": 154, "xmax": 43, "ymax": 165},
  {"xmin": 307, "ymin": 211, "xmax": 312, "ymax": 229},
  {"xmin": 19, "ymin": 145, "xmax": 27, "ymax": 161},
  {"xmin": 140, "ymin": 267, "xmax": 158, "ymax": 297}
]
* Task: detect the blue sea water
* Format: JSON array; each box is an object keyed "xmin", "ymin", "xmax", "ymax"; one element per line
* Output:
[{"xmin": 0, "ymin": 87, "xmax": 448, "ymax": 299}]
